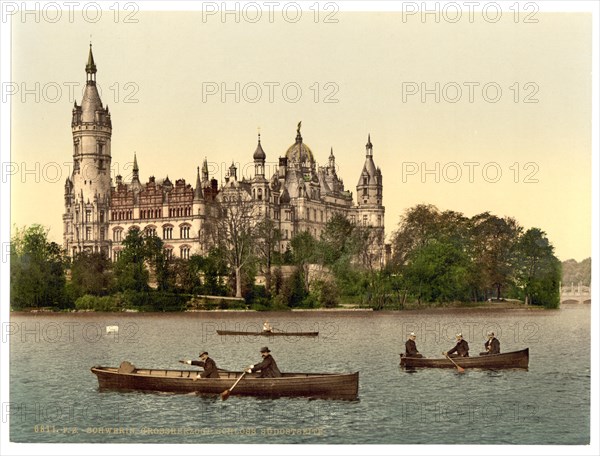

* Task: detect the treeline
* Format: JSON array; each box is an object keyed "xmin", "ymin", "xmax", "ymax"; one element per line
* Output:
[
  {"xmin": 561, "ymin": 258, "xmax": 591, "ymax": 287},
  {"xmin": 388, "ymin": 205, "xmax": 561, "ymax": 308},
  {"xmin": 10, "ymin": 204, "xmax": 562, "ymax": 311}
]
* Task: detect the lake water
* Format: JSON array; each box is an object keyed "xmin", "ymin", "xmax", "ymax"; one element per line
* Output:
[{"xmin": 8, "ymin": 305, "xmax": 590, "ymax": 444}]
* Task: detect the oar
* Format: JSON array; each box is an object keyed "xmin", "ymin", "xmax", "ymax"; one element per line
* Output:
[
  {"xmin": 220, "ymin": 371, "xmax": 247, "ymax": 401},
  {"xmin": 444, "ymin": 353, "xmax": 465, "ymax": 373}
]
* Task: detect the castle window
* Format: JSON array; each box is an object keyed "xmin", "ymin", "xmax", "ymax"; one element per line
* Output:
[
  {"xmin": 350, "ymin": 215, "xmax": 356, "ymax": 224},
  {"xmin": 100, "ymin": 229, "xmax": 105, "ymax": 241},
  {"xmin": 363, "ymin": 177, "xmax": 368, "ymax": 185},
  {"xmin": 285, "ymin": 211, "xmax": 290, "ymax": 221},
  {"xmin": 86, "ymin": 210, "xmax": 91, "ymax": 222},
  {"xmin": 85, "ymin": 226, "xmax": 92, "ymax": 240},
  {"xmin": 165, "ymin": 249, "xmax": 173, "ymax": 260},
  {"xmin": 363, "ymin": 215, "xmax": 368, "ymax": 226},
  {"xmin": 113, "ymin": 229, "xmax": 122, "ymax": 242},
  {"xmin": 320, "ymin": 211, "xmax": 323, "ymax": 222},
  {"xmin": 258, "ymin": 188, "xmax": 263, "ymax": 201},
  {"xmin": 180, "ymin": 226, "xmax": 190, "ymax": 239},
  {"xmin": 363, "ymin": 188, "xmax": 368, "ymax": 196},
  {"xmin": 163, "ymin": 226, "xmax": 173, "ymax": 240},
  {"xmin": 180, "ymin": 246, "xmax": 190, "ymax": 260}
]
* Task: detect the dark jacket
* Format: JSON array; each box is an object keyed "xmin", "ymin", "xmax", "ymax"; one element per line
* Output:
[
  {"xmin": 447, "ymin": 339, "xmax": 469, "ymax": 357},
  {"xmin": 405, "ymin": 339, "xmax": 419, "ymax": 357},
  {"xmin": 484, "ymin": 337, "xmax": 500, "ymax": 354},
  {"xmin": 251, "ymin": 354, "xmax": 282, "ymax": 378},
  {"xmin": 191, "ymin": 357, "xmax": 220, "ymax": 378}
]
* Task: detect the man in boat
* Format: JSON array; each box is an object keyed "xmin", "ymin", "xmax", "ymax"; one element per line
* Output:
[
  {"xmin": 262, "ymin": 320, "xmax": 273, "ymax": 333},
  {"xmin": 179, "ymin": 351, "xmax": 220, "ymax": 378},
  {"xmin": 246, "ymin": 346, "xmax": 282, "ymax": 378},
  {"xmin": 405, "ymin": 332, "xmax": 423, "ymax": 358},
  {"xmin": 480, "ymin": 331, "xmax": 500, "ymax": 355},
  {"xmin": 444, "ymin": 333, "xmax": 469, "ymax": 357}
]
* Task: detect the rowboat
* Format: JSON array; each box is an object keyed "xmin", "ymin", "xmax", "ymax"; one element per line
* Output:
[
  {"xmin": 91, "ymin": 362, "xmax": 358, "ymax": 400},
  {"xmin": 400, "ymin": 348, "xmax": 529, "ymax": 369},
  {"xmin": 216, "ymin": 330, "xmax": 318, "ymax": 337}
]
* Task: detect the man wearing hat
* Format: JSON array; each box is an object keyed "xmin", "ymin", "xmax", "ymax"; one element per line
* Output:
[
  {"xmin": 480, "ymin": 332, "xmax": 500, "ymax": 355},
  {"xmin": 246, "ymin": 347, "xmax": 282, "ymax": 378},
  {"xmin": 405, "ymin": 332, "xmax": 423, "ymax": 358},
  {"xmin": 444, "ymin": 333, "xmax": 469, "ymax": 357},
  {"xmin": 179, "ymin": 351, "xmax": 220, "ymax": 378}
]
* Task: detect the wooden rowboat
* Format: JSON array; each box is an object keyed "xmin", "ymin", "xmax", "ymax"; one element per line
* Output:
[
  {"xmin": 400, "ymin": 348, "xmax": 529, "ymax": 369},
  {"xmin": 216, "ymin": 330, "xmax": 318, "ymax": 337},
  {"xmin": 91, "ymin": 362, "xmax": 358, "ymax": 400}
]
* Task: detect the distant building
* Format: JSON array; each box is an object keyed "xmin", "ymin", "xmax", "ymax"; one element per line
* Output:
[{"xmin": 63, "ymin": 46, "xmax": 386, "ymax": 266}]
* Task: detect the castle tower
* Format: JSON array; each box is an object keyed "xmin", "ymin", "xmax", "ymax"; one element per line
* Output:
[
  {"xmin": 64, "ymin": 44, "xmax": 113, "ymax": 257},
  {"xmin": 251, "ymin": 133, "xmax": 270, "ymax": 208},
  {"xmin": 356, "ymin": 134, "xmax": 383, "ymax": 207},
  {"xmin": 355, "ymin": 134, "xmax": 385, "ymax": 265}
]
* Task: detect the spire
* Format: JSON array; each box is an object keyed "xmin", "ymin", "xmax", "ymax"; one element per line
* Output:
[
  {"xmin": 253, "ymin": 132, "xmax": 266, "ymax": 160},
  {"xmin": 366, "ymin": 133, "xmax": 373, "ymax": 157},
  {"xmin": 329, "ymin": 147, "xmax": 336, "ymax": 170},
  {"xmin": 295, "ymin": 121, "xmax": 302, "ymax": 143},
  {"xmin": 131, "ymin": 152, "xmax": 141, "ymax": 189},
  {"xmin": 201, "ymin": 157, "xmax": 209, "ymax": 182},
  {"xmin": 85, "ymin": 43, "xmax": 97, "ymax": 85},
  {"xmin": 194, "ymin": 166, "xmax": 204, "ymax": 200}
]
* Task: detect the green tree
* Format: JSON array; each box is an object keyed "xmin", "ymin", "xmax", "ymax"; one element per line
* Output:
[
  {"xmin": 470, "ymin": 213, "xmax": 522, "ymax": 300},
  {"xmin": 254, "ymin": 217, "xmax": 281, "ymax": 295},
  {"xmin": 144, "ymin": 234, "xmax": 169, "ymax": 291},
  {"xmin": 402, "ymin": 238, "xmax": 471, "ymax": 304},
  {"xmin": 70, "ymin": 251, "xmax": 112, "ymax": 297},
  {"xmin": 290, "ymin": 231, "xmax": 319, "ymax": 292},
  {"xmin": 10, "ymin": 225, "xmax": 69, "ymax": 309},
  {"xmin": 113, "ymin": 228, "xmax": 149, "ymax": 292},
  {"xmin": 516, "ymin": 228, "xmax": 561, "ymax": 308}
]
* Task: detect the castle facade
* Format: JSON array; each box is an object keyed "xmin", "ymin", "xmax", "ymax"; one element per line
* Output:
[{"xmin": 63, "ymin": 46, "xmax": 385, "ymax": 266}]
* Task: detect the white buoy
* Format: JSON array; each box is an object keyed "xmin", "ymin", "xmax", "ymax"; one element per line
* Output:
[{"xmin": 106, "ymin": 325, "xmax": 119, "ymax": 334}]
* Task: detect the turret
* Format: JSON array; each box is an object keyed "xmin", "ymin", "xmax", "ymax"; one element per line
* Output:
[{"xmin": 64, "ymin": 43, "xmax": 112, "ymax": 258}]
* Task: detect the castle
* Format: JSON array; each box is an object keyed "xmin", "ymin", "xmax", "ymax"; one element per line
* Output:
[{"xmin": 63, "ymin": 46, "xmax": 386, "ymax": 266}]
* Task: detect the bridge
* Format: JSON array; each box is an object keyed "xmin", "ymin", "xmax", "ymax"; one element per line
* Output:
[{"xmin": 560, "ymin": 282, "xmax": 591, "ymax": 304}]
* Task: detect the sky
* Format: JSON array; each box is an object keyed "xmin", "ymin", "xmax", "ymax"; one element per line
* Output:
[
  {"xmin": 4, "ymin": 3, "xmax": 595, "ymax": 262},
  {"xmin": 1, "ymin": 3, "xmax": 599, "ymax": 456}
]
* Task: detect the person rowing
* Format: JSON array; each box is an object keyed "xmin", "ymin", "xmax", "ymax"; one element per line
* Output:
[
  {"xmin": 444, "ymin": 333, "xmax": 469, "ymax": 358},
  {"xmin": 246, "ymin": 346, "xmax": 282, "ymax": 378},
  {"xmin": 480, "ymin": 331, "xmax": 500, "ymax": 355},
  {"xmin": 179, "ymin": 350, "xmax": 220, "ymax": 379}
]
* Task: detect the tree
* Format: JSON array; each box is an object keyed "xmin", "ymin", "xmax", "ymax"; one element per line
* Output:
[
  {"xmin": 290, "ymin": 230, "xmax": 319, "ymax": 292},
  {"xmin": 10, "ymin": 225, "xmax": 69, "ymax": 309},
  {"xmin": 210, "ymin": 191, "xmax": 256, "ymax": 298},
  {"xmin": 390, "ymin": 204, "xmax": 442, "ymax": 268},
  {"xmin": 402, "ymin": 237, "xmax": 471, "ymax": 303},
  {"xmin": 516, "ymin": 228, "xmax": 561, "ymax": 308},
  {"xmin": 113, "ymin": 227, "xmax": 149, "ymax": 292},
  {"xmin": 470, "ymin": 213, "xmax": 522, "ymax": 300},
  {"xmin": 254, "ymin": 217, "xmax": 281, "ymax": 295},
  {"xmin": 144, "ymin": 234, "xmax": 169, "ymax": 291},
  {"xmin": 70, "ymin": 251, "xmax": 112, "ymax": 297}
]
